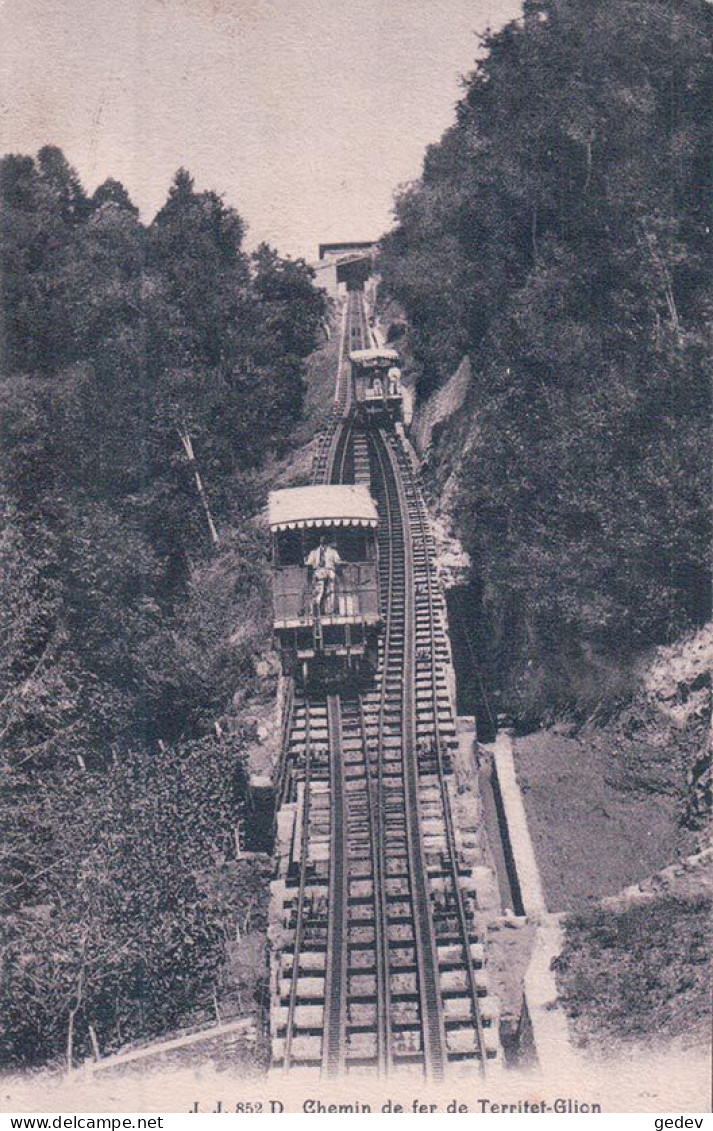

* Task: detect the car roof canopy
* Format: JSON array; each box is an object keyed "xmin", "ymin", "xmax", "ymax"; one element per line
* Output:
[
  {"xmin": 349, "ymin": 348, "xmax": 400, "ymax": 364},
  {"xmin": 268, "ymin": 485, "xmax": 379, "ymax": 531}
]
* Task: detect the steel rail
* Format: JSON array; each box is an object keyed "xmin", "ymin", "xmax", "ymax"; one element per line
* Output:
[
  {"xmin": 281, "ymin": 701, "xmax": 315, "ymax": 1074},
  {"xmin": 321, "ymin": 694, "xmax": 348, "ymax": 1076},
  {"xmin": 397, "ymin": 443, "xmax": 488, "ymax": 1073},
  {"xmin": 372, "ymin": 442, "xmax": 399, "ymax": 1074},
  {"xmin": 282, "ymin": 293, "xmax": 360, "ymax": 1074},
  {"xmin": 357, "ymin": 690, "xmax": 391, "ymax": 1073},
  {"xmin": 371, "ymin": 426, "xmax": 448, "ymax": 1080},
  {"xmin": 363, "ymin": 424, "xmax": 401, "ymax": 1075},
  {"xmin": 320, "ymin": 290, "xmax": 391, "ymax": 1075},
  {"xmin": 283, "ymin": 289, "xmax": 475, "ymax": 1079},
  {"xmin": 275, "ymin": 676, "xmax": 296, "ymax": 809}
]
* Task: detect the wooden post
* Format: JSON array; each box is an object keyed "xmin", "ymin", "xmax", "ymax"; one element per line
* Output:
[
  {"xmin": 66, "ymin": 965, "xmax": 84, "ymax": 1073},
  {"xmin": 178, "ymin": 427, "xmax": 220, "ymax": 547},
  {"xmin": 66, "ymin": 1008, "xmax": 75, "ymax": 1074},
  {"xmin": 88, "ymin": 1024, "xmax": 101, "ymax": 1062}
]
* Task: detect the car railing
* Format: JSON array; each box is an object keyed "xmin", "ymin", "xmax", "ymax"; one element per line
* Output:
[{"xmin": 274, "ymin": 564, "xmax": 377, "ymax": 620}]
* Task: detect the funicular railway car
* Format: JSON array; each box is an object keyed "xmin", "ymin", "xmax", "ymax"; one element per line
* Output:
[
  {"xmin": 350, "ymin": 348, "xmax": 403, "ymax": 422},
  {"xmin": 268, "ymin": 484, "xmax": 381, "ymax": 682}
]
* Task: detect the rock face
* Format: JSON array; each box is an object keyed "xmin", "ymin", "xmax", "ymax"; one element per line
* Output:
[
  {"xmin": 601, "ymin": 848, "xmax": 712, "ymax": 912},
  {"xmin": 403, "ymin": 359, "xmax": 474, "ymax": 596},
  {"xmin": 410, "ymin": 355, "xmax": 471, "ymax": 457},
  {"xmin": 635, "ymin": 623, "xmax": 712, "ymax": 828},
  {"xmin": 643, "ymin": 622, "xmax": 713, "ymax": 728},
  {"xmin": 414, "ymin": 353, "xmax": 711, "ymax": 830}
]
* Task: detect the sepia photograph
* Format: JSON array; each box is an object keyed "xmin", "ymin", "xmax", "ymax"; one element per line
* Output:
[{"xmin": 0, "ymin": 0, "xmax": 711, "ymax": 1117}]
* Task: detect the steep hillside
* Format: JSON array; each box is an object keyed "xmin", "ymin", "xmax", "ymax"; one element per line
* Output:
[
  {"xmin": 378, "ymin": 0, "xmax": 712, "ymax": 725},
  {"xmin": 511, "ymin": 625, "xmax": 710, "ymax": 914},
  {"xmin": 0, "ymin": 149, "xmax": 329, "ymax": 1069},
  {"xmin": 555, "ymin": 890, "xmax": 711, "ymax": 1056},
  {"xmin": 377, "ymin": 7, "xmax": 711, "ymax": 1062}
]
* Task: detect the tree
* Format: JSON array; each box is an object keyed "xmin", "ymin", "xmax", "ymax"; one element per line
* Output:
[
  {"xmin": 378, "ymin": 0, "xmax": 712, "ymax": 719},
  {"xmin": 0, "ymin": 150, "xmax": 325, "ymax": 1064},
  {"xmin": 90, "ymin": 178, "xmax": 138, "ymax": 215}
]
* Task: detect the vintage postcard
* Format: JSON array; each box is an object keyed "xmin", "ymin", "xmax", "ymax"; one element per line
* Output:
[{"xmin": 1, "ymin": 0, "xmax": 710, "ymax": 1118}]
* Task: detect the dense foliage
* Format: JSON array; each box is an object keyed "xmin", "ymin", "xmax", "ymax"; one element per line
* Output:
[
  {"xmin": 379, "ymin": 0, "xmax": 712, "ymax": 720},
  {"xmin": 555, "ymin": 896, "xmax": 712, "ymax": 1049},
  {"xmin": 0, "ymin": 149, "xmax": 327, "ymax": 1064}
]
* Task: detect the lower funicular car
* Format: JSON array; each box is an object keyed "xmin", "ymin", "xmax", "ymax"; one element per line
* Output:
[{"xmin": 268, "ymin": 484, "xmax": 381, "ymax": 681}]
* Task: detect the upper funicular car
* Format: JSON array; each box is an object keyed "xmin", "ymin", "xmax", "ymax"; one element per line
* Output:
[
  {"xmin": 268, "ymin": 484, "xmax": 381, "ymax": 681},
  {"xmin": 350, "ymin": 348, "xmax": 403, "ymax": 422}
]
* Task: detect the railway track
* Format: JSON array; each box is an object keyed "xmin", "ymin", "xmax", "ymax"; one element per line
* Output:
[
  {"xmin": 270, "ymin": 289, "xmax": 498, "ymax": 1077},
  {"xmin": 310, "ymin": 290, "xmax": 358, "ymax": 486}
]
